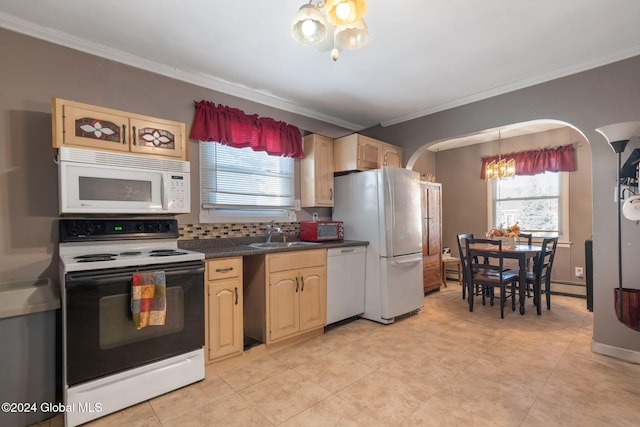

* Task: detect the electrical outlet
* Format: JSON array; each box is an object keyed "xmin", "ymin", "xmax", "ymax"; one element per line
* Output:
[{"xmin": 575, "ymin": 267, "xmax": 584, "ymax": 278}]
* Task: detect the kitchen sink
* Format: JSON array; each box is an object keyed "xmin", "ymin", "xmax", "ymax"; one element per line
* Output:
[
  {"xmin": 286, "ymin": 241, "xmax": 321, "ymax": 247},
  {"xmin": 248, "ymin": 241, "xmax": 320, "ymax": 249}
]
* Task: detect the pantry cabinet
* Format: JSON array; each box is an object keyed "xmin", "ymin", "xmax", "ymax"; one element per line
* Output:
[
  {"xmin": 52, "ymin": 98, "xmax": 187, "ymax": 160},
  {"xmin": 205, "ymin": 257, "xmax": 243, "ymax": 363},
  {"xmin": 334, "ymin": 133, "xmax": 403, "ymax": 172},
  {"xmin": 421, "ymin": 182, "xmax": 443, "ymax": 293},
  {"xmin": 301, "ymin": 134, "xmax": 334, "ymax": 207},
  {"xmin": 244, "ymin": 249, "xmax": 327, "ymax": 346}
]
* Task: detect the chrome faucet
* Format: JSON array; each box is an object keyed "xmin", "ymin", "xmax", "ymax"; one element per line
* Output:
[{"xmin": 265, "ymin": 220, "xmax": 283, "ymax": 242}]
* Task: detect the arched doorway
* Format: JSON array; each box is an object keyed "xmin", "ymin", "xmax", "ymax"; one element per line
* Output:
[{"xmin": 406, "ymin": 119, "xmax": 593, "ymax": 299}]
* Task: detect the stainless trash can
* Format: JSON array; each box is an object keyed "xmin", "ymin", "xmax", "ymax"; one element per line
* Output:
[{"xmin": 0, "ymin": 278, "xmax": 60, "ymax": 427}]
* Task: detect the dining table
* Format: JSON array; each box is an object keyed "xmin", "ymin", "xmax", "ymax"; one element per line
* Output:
[{"xmin": 469, "ymin": 242, "xmax": 544, "ymax": 314}]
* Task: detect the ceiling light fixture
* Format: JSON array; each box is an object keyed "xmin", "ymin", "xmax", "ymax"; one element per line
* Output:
[
  {"xmin": 485, "ymin": 130, "xmax": 516, "ymax": 180},
  {"xmin": 291, "ymin": 0, "xmax": 369, "ymax": 61}
]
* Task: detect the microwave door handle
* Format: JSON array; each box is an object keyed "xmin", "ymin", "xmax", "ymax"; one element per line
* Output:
[{"xmin": 161, "ymin": 175, "xmax": 168, "ymax": 210}]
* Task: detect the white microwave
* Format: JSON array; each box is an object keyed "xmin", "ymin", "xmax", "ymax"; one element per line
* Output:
[{"xmin": 58, "ymin": 147, "xmax": 190, "ymax": 214}]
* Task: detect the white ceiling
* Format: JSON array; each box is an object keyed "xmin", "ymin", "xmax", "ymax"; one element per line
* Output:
[{"xmin": 1, "ymin": 0, "xmax": 639, "ymax": 134}]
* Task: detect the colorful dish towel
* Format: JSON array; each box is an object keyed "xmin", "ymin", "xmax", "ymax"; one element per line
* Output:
[{"xmin": 131, "ymin": 271, "xmax": 166, "ymax": 329}]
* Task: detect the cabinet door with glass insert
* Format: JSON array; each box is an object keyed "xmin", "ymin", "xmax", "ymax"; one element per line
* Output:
[
  {"xmin": 58, "ymin": 103, "xmax": 130, "ymax": 152},
  {"xmin": 129, "ymin": 117, "xmax": 185, "ymax": 159}
]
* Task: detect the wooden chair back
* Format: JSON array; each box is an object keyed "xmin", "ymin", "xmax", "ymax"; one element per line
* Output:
[
  {"xmin": 532, "ymin": 237, "xmax": 558, "ymax": 286},
  {"xmin": 518, "ymin": 233, "xmax": 533, "ymax": 245},
  {"xmin": 456, "ymin": 233, "xmax": 474, "ymax": 299}
]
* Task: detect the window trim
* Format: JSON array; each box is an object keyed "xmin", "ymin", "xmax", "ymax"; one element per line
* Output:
[
  {"xmin": 198, "ymin": 142, "xmax": 298, "ymax": 224},
  {"xmin": 487, "ymin": 172, "xmax": 570, "ymax": 245}
]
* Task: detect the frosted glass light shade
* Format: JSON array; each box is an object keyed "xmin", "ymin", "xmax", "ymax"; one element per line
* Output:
[
  {"xmin": 325, "ymin": 0, "xmax": 367, "ymax": 26},
  {"xmin": 335, "ymin": 18, "xmax": 369, "ymax": 50},
  {"xmin": 291, "ymin": 4, "xmax": 329, "ymax": 45},
  {"xmin": 596, "ymin": 121, "xmax": 640, "ymax": 153}
]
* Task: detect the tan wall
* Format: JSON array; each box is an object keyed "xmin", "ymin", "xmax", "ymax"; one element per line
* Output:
[
  {"xmin": 361, "ymin": 55, "xmax": 640, "ymax": 356},
  {"xmin": 414, "ymin": 127, "xmax": 592, "ymax": 285},
  {"xmin": 0, "ymin": 28, "xmax": 345, "ymax": 284}
]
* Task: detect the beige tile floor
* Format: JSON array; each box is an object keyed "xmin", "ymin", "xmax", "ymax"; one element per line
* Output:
[{"xmin": 37, "ymin": 284, "xmax": 640, "ymax": 427}]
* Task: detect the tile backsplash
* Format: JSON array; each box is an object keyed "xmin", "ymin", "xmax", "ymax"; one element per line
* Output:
[{"xmin": 178, "ymin": 222, "xmax": 299, "ymax": 240}]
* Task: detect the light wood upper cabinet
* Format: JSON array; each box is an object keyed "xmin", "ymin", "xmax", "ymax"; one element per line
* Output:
[
  {"xmin": 52, "ymin": 98, "xmax": 187, "ymax": 160},
  {"xmin": 381, "ymin": 143, "xmax": 403, "ymax": 168},
  {"xmin": 334, "ymin": 133, "xmax": 403, "ymax": 172},
  {"xmin": 301, "ymin": 134, "xmax": 334, "ymax": 207},
  {"xmin": 205, "ymin": 257, "xmax": 243, "ymax": 363}
]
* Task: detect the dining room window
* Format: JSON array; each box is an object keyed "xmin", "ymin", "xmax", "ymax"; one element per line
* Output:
[
  {"xmin": 199, "ymin": 142, "xmax": 296, "ymax": 223},
  {"xmin": 488, "ymin": 172, "xmax": 569, "ymax": 241}
]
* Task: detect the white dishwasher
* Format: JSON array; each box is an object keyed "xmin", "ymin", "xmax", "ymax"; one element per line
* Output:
[{"xmin": 327, "ymin": 245, "xmax": 366, "ymax": 324}]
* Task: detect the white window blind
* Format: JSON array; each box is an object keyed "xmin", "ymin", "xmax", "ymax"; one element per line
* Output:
[{"xmin": 199, "ymin": 142, "xmax": 295, "ymax": 222}]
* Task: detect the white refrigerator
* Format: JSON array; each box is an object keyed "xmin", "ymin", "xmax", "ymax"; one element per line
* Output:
[{"xmin": 333, "ymin": 167, "xmax": 424, "ymax": 324}]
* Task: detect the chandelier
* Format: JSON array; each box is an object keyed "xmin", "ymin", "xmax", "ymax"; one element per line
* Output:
[
  {"xmin": 485, "ymin": 131, "xmax": 516, "ymax": 180},
  {"xmin": 291, "ymin": 0, "xmax": 369, "ymax": 61}
]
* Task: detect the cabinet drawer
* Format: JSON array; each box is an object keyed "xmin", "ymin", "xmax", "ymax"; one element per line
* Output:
[
  {"xmin": 207, "ymin": 257, "xmax": 242, "ymax": 281},
  {"xmin": 268, "ymin": 249, "xmax": 326, "ymax": 273}
]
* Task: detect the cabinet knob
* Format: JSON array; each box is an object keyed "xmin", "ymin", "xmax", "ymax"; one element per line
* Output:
[
  {"xmin": 295, "ymin": 277, "xmax": 299, "ymax": 293},
  {"xmin": 132, "ymin": 126, "xmax": 137, "ymax": 145},
  {"xmin": 122, "ymin": 124, "xmax": 127, "ymax": 144},
  {"xmin": 234, "ymin": 287, "xmax": 239, "ymax": 305}
]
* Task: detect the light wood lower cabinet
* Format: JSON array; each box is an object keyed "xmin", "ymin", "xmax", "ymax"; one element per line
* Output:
[
  {"xmin": 244, "ymin": 249, "xmax": 327, "ymax": 346},
  {"xmin": 205, "ymin": 257, "xmax": 243, "ymax": 363}
]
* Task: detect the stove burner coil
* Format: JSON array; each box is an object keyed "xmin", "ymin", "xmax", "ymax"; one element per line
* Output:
[
  {"xmin": 149, "ymin": 250, "xmax": 188, "ymax": 257},
  {"xmin": 75, "ymin": 255, "xmax": 118, "ymax": 263}
]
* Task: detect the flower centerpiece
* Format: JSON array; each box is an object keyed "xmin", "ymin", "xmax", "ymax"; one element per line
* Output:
[{"xmin": 486, "ymin": 222, "xmax": 520, "ymax": 248}]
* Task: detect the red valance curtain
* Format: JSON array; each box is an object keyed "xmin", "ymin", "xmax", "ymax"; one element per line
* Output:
[
  {"xmin": 480, "ymin": 144, "xmax": 575, "ymax": 179},
  {"xmin": 189, "ymin": 100, "xmax": 304, "ymax": 158}
]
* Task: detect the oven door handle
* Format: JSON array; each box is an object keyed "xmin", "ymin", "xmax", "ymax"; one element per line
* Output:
[{"xmin": 66, "ymin": 265, "xmax": 205, "ymax": 289}]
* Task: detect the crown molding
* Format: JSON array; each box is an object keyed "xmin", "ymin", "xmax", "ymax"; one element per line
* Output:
[{"xmin": 0, "ymin": 12, "xmax": 365, "ymax": 131}]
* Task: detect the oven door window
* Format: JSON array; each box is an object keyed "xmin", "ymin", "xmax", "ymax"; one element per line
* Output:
[
  {"xmin": 65, "ymin": 262, "xmax": 204, "ymax": 386},
  {"xmin": 99, "ymin": 288, "xmax": 184, "ymax": 350},
  {"xmin": 63, "ymin": 163, "xmax": 162, "ymax": 211}
]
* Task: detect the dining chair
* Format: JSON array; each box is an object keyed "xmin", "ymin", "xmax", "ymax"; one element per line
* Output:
[
  {"xmin": 516, "ymin": 232, "xmax": 534, "ymax": 295},
  {"xmin": 465, "ymin": 238, "xmax": 519, "ymax": 318},
  {"xmin": 525, "ymin": 237, "xmax": 558, "ymax": 314},
  {"xmin": 517, "ymin": 232, "xmax": 533, "ymax": 245},
  {"xmin": 456, "ymin": 233, "xmax": 474, "ymax": 300}
]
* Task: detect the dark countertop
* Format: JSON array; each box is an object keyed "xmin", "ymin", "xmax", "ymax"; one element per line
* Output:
[{"xmin": 178, "ymin": 237, "xmax": 369, "ymax": 259}]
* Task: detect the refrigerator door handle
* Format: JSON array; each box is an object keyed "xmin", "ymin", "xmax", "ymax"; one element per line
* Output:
[
  {"xmin": 391, "ymin": 254, "xmax": 423, "ymax": 267},
  {"xmin": 385, "ymin": 168, "xmax": 396, "ymax": 258}
]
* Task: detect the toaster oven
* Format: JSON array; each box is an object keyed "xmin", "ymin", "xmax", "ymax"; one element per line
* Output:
[{"xmin": 299, "ymin": 220, "xmax": 344, "ymax": 242}]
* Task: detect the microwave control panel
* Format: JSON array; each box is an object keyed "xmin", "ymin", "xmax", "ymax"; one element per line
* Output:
[{"xmin": 166, "ymin": 173, "xmax": 190, "ymax": 212}]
